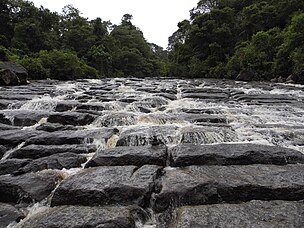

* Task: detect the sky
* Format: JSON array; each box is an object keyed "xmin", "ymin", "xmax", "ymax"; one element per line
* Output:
[{"xmin": 30, "ymin": 0, "xmax": 198, "ymax": 48}]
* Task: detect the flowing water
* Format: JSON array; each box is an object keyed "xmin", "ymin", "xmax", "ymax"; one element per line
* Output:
[{"xmin": 1, "ymin": 78, "xmax": 304, "ymax": 227}]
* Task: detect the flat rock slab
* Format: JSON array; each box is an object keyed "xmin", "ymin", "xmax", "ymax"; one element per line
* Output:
[
  {"xmin": 153, "ymin": 164, "xmax": 304, "ymax": 212},
  {"xmin": 18, "ymin": 205, "xmax": 147, "ymax": 228},
  {"xmin": 35, "ymin": 122, "xmax": 77, "ymax": 132},
  {"xmin": 86, "ymin": 145, "xmax": 167, "ymax": 167},
  {"xmin": 170, "ymin": 201, "xmax": 304, "ymax": 228},
  {"xmin": 0, "ymin": 202, "xmax": 25, "ymax": 227},
  {"xmin": 51, "ymin": 165, "xmax": 161, "ymax": 207},
  {"xmin": 170, "ymin": 143, "xmax": 304, "ymax": 166},
  {"xmin": 0, "ymin": 171, "xmax": 62, "ymax": 204},
  {"xmin": 0, "ymin": 130, "xmax": 39, "ymax": 147},
  {"xmin": 0, "ymin": 110, "xmax": 49, "ymax": 126},
  {"xmin": 24, "ymin": 129, "xmax": 116, "ymax": 146},
  {"xmin": 0, "ymin": 159, "xmax": 31, "ymax": 175},
  {"xmin": 48, "ymin": 112, "xmax": 96, "ymax": 126},
  {"xmin": 9, "ymin": 144, "xmax": 96, "ymax": 159},
  {"xmin": 14, "ymin": 153, "xmax": 87, "ymax": 175}
]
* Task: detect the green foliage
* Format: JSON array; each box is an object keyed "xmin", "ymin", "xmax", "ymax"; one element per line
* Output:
[
  {"xmin": 0, "ymin": 0, "xmax": 167, "ymax": 80},
  {"xmin": 168, "ymin": 0, "xmax": 304, "ymax": 82}
]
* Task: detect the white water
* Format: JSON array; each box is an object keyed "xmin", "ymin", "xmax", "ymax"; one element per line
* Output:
[{"xmin": 3, "ymin": 78, "xmax": 304, "ymax": 227}]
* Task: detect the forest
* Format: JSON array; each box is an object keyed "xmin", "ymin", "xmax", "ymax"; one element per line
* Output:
[{"xmin": 0, "ymin": 0, "xmax": 304, "ymax": 83}]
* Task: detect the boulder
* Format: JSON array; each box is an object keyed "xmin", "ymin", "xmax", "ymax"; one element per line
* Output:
[
  {"xmin": 0, "ymin": 159, "xmax": 31, "ymax": 175},
  {"xmin": 9, "ymin": 144, "xmax": 96, "ymax": 159},
  {"xmin": 169, "ymin": 143, "xmax": 304, "ymax": 166},
  {"xmin": 51, "ymin": 165, "xmax": 161, "ymax": 207},
  {"xmin": 0, "ymin": 170, "xmax": 62, "ymax": 204},
  {"xmin": 236, "ymin": 69, "xmax": 256, "ymax": 82},
  {"xmin": 171, "ymin": 201, "xmax": 304, "ymax": 228},
  {"xmin": 0, "ymin": 203, "xmax": 25, "ymax": 227},
  {"xmin": 18, "ymin": 205, "xmax": 148, "ymax": 228},
  {"xmin": 14, "ymin": 153, "xmax": 87, "ymax": 175},
  {"xmin": 153, "ymin": 164, "xmax": 304, "ymax": 212},
  {"xmin": 86, "ymin": 145, "xmax": 167, "ymax": 168},
  {"xmin": 0, "ymin": 69, "xmax": 19, "ymax": 86},
  {"xmin": 0, "ymin": 62, "xmax": 28, "ymax": 85},
  {"xmin": 0, "ymin": 110, "xmax": 49, "ymax": 126}
]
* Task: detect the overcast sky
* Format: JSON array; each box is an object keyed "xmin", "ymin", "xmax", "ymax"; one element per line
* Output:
[{"xmin": 30, "ymin": 0, "xmax": 198, "ymax": 48}]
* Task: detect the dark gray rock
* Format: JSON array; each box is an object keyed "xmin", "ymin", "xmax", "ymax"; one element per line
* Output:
[
  {"xmin": 0, "ymin": 130, "xmax": 38, "ymax": 147},
  {"xmin": 86, "ymin": 145, "xmax": 167, "ymax": 168},
  {"xmin": 48, "ymin": 112, "xmax": 96, "ymax": 126},
  {"xmin": 0, "ymin": 61, "xmax": 28, "ymax": 85},
  {"xmin": 0, "ymin": 145, "xmax": 7, "ymax": 158},
  {"xmin": 0, "ymin": 170, "xmax": 62, "ymax": 204},
  {"xmin": 51, "ymin": 165, "xmax": 161, "ymax": 207},
  {"xmin": 94, "ymin": 112, "xmax": 137, "ymax": 127},
  {"xmin": 0, "ymin": 110, "xmax": 49, "ymax": 126},
  {"xmin": 0, "ymin": 69, "xmax": 19, "ymax": 86},
  {"xmin": 116, "ymin": 125, "xmax": 179, "ymax": 146},
  {"xmin": 171, "ymin": 201, "xmax": 304, "ymax": 228},
  {"xmin": 76, "ymin": 102, "xmax": 105, "ymax": 111},
  {"xmin": 55, "ymin": 101, "xmax": 79, "ymax": 112},
  {"xmin": 18, "ymin": 205, "xmax": 148, "ymax": 228},
  {"xmin": 35, "ymin": 122, "xmax": 77, "ymax": 132},
  {"xmin": 180, "ymin": 126, "xmax": 237, "ymax": 144},
  {"xmin": 14, "ymin": 153, "xmax": 87, "ymax": 175},
  {"xmin": 0, "ymin": 159, "xmax": 31, "ymax": 175},
  {"xmin": 0, "ymin": 113, "xmax": 11, "ymax": 125},
  {"xmin": 0, "ymin": 202, "xmax": 25, "ymax": 227},
  {"xmin": 24, "ymin": 129, "xmax": 116, "ymax": 146},
  {"xmin": 170, "ymin": 143, "xmax": 304, "ymax": 166},
  {"xmin": 0, "ymin": 123, "xmax": 21, "ymax": 130},
  {"xmin": 236, "ymin": 69, "xmax": 255, "ymax": 82},
  {"xmin": 9, "ymin": 144, "xmax": 96, "ymax": 159},
  {"xmin": 183, "ymin": 92, "xmax": 228, "ymax": 100},
  {"xmin": 153, "ymin": 164, "xmax": 304, "ymax": 212},
  {"xmin": 183, "ymin": 114, "xmax": 228, "ymax": 124}
]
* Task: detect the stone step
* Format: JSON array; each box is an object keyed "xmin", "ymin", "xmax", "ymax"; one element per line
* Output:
[
  {"xmin": 169, "ymin": 143, "xmax": 304, "ymax": 166},
  {"xmin": 0, "ymin": 170, "xmax": 62, "ymax": 204},
  {"xmin": 153, "ymin": 164, "xmax": 304, "ymax": 212},
  {"xmin": 51, "ymin": 165, "xmax": 161, "ymax": 207},
  {"xmin": 9, "ymin": 144, "xmax": 96, "ymax": 159},
  {"xmin": 18, "ymin": 205, "xmax": 148, "ymax": 228},
  {"xmin": 168, "ymin": 200, "xmax": 304, "ymax": 228},
  {"xmin": 86, "ymin": 145, "xmax": 167, "ymax": 168}
]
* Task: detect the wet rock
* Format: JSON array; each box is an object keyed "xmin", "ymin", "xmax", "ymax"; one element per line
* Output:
[
  {"xmin": 93, "ymin": 112, "xmax": 137, "ymax": 127},
  {"xmin": 0, "ymin": 69, "xmax": 19, "ymax": 86},
  {"xmin": 153, "ymin": 164, "xmax": 304, "ymax": 212},
  {"xmin": 0, "ymin": 145, "xmax": 7, "ymax": 158},
  {"xmin": 116, "ymin": 125, "xmax": 179, "ymax": 146},
  {"xmin": 0, "ymin": 130, "xmax": 38, "ymax": 147},
  {"xmin": 0, "ymin": 170, "xmax": 62, "ymax": 204},
  {"xmin": 0, "ymin": 202, "xmax": 25, "ymax": 227},
  {"xmin": 24, "ymin": 129, "xmax": 116, "ymax": 146},
  {"xmin": 0, "ymin": 159, "xmax": 31, "ymax": 175},
  {"xmin": 171, "ymin": 201, "xmax": 304, "ymax": 228},
  {"xmin": 55, "ymin": 101, "xmax": 79, "ymax": 112},
  {"xmin": 14, "ymin": 153, "xmax": 87, "ymax": 175},
  {"xmin": 181, "ymin": 108, "xmax": 221, "ymax": 115},
  {"xmin": 51, "ymin": 165, "xmax": 161, "ymax": 207},
  {"xmin": 236, "ymin": 69, "xmax": 255, "ymax": 82},
  {"xmin": 18, "ymin": 205, "xmax": 147, "ymax": 228},
  {"xmin": 35, "ymin": 122, "xmax": 77, "ymax": 132},
  {"xmin": 233, "ymin": 94, "xmax": 296, "ymax": 104},
  {"xmin": 183, "ymin": 114, "xmax": 228, "ymax": 124},
  {"xmin": 76, "ymin": 102, "xmax": 105, "ymax": 111},
  {"xmin": 0, "ymin": 62, "xmax": 28, "ymax": 85},
  {"xmin": 48, "ymin": 112, "xmax": 96, "ymax": 126},
  {"xmin": 170, "ymin": 143, "xmax": 304, "ymax": 166},
  {"xmin": 0, "ymin": 110, "xmax": 49, "ymax": 126},
  {"xmin": 86, "ymin": 145, "xmax": 167, "ymax": 167},
  {"xmin": 180, "ymin": 126, "xmax": 237, "ymax": 144},
  {"xmin": 0, "ymin": 113, "xmax": 11, "ymax": 125},
  {"xmin": 9, "ymin": 144, "xmax": 96, "ymax": 159}
]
